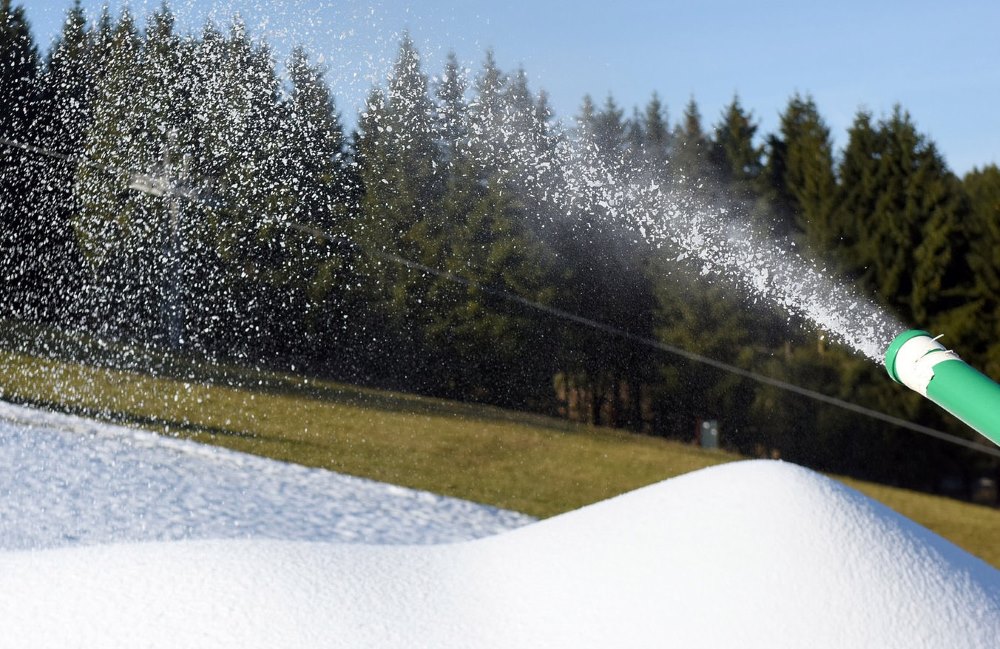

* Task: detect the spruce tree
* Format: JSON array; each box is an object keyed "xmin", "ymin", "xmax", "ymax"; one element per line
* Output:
[
  {"xmin": 592, "ymin": 94, "xmax": 626, "ymax": 165},
  {"xmin": 837, "ymin": 107, "xmax": 969, "ymax": 326},
  {"xmin": 201, "ymin": 20, "xmax": 290, "ymax": 360},
  {"xmin": 0, "ymin": 0, "xmax": 41, "ymax": 317},
  {"xmin": 760, "ymin": 94, "xmax": 837, "ymax": 247},
  {"xmin": 29, "ymin": 0, "xmax": 90, "ymax": 321},
  {"xmin": 576, "ymin": 94, "xmax": 597, "ymax": 140},
  {"xmin": 834, "ymin": 111, "xmax": 880, "ymax": 268},
  {"xmin": 354, "ymin": 34, "xmax": 445, "ymax": 385},
  {"xmin": 641, "ymin": 92, "xmax": 670, "ymax": 178},
  {"xmin": 73, "ymin": 7, "xmax": 160, "ymax": 338},
  {"xmin": 274, "ymin": 46, "xmax": 356, "ymax": 368},
  {"xmin": 423, "ymin": 50, "xmax": 561, "ymax": 406},
  {"xmin": 436, "ymin": 51, "xmax": 467, "ymax": 162},
  {"xmin": 646, "ymin": 226, "xmax": 766, "ymax": 442},
  {"xmin": 0, "ymin": 0, "xmax": 35, "ymax": 139},
  {"xmin": 549, "ymin": 93, "xmax": 660, "ymax": 427},
  {"xmin": 964, "ymin": 165, "xmax": 1000, "ymax": 375},
  {"xmin": 38, "ymin": 0, "xmax": 91, "ymax": 150},
  {"xmin": 671, "ymin": 97, "xmax": 711, "ymax": 185},
  {"xmin": 709, "ymin": 95, "xmax": 763, "ymax": 221}
]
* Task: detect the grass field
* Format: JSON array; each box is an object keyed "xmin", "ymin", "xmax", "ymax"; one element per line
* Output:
[{"xmin": 2, "ymin": 346, "xmax": 999, "ymax": 568}]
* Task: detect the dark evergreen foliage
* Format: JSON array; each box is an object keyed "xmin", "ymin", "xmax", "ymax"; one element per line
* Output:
[{"xmin": 0, "ymin": 0, "xmax": 42, "ymax": 316}]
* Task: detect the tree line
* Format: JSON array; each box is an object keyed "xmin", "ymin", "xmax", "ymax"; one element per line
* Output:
[{"xmin": 3, "ymin": 0, "xmax": 999, "ymax": 494}]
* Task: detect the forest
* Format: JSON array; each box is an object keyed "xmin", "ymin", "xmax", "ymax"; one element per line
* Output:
[{"xmin": 3, "ymin": 0, "xmax": 1000, "ymax": 493}]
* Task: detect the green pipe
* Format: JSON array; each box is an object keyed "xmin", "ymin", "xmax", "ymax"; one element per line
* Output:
[{"xmin": 885, "ymin": 330, "xmax": 1000, "ymax": 447}]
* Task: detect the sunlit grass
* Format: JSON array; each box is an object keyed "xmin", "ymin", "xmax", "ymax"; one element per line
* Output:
[{"xmin": 1, "ymin": 347, "xmax": 999, "ymax": 568}]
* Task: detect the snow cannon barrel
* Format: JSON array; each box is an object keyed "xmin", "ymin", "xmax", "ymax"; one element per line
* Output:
[{"xmin": 885, "ymin": 330, "xmax": 1000, "ymax": 447}]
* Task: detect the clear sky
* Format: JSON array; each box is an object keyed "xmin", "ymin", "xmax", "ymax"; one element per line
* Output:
[{"xmin": 21, "ymin": 0, "xmax": 1000, "ymax": 175}]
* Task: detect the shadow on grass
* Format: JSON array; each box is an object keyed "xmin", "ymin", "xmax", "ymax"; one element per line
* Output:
[{"xmin": 0, "ymin": 319, "xmax": 586, "ymax": 436}]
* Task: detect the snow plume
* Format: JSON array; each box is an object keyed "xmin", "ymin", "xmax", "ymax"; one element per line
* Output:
[{"xmin": 434, "ymin": 75, "xmax": 904, "ymax": 362}]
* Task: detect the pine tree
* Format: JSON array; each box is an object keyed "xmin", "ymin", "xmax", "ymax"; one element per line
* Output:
[
  {"xmin": 436, "ymin": 50, "xmax": 467, "ymax": 162},
  {"xmin": 0, "ymin": 0, "xmax": 35, "ymax": 139},
  {"xmin": 671, "ymin": 96, "xmax": 710, "ymax": 185},
  {"xmin": 837, "ymin": 107, "xmax": 969, "ymax": 326},
  {"xmin": 272, "ymin": 46, "xmax": 356, "ymax": 368},
  {"xmin": 964, "ymin": 165, "xmax": 1000, "ymax": 376},
  {"xmin": 38, "ymin": 1, "xmax": 91, "ymax": 150},
  {"xmin": 544, "ymin": 92, "xmax": 661, "ymax": 427},
  {"xmin": 761, "ymin": 93, "xmax": 838, "ymax": 248},
  {"xmin": 421, "ymin": 50, "xmax": 562, "ymax": 406},
  {"xmin": 641, "ymin": 92, "xmax": 670, "ymax": 178},
  {"xmin": 649, "ymin": 258, "xmax": 759, "ymax": 441},
  {"xmin": 198, "ymin": 20, "xmax": 292, "ymax": 360},
  {"xmin": 465, "ymin": 48, "xmax": 510, "ymax": 168},
  {"xmin": 72, "ymin": 7, "xmax": 160, "ymax": 339},
  {"xmin": 834, "ymin": 111, "xmax": 879, "ymax": 266},
  {"xmin": 87, "ymin": 4, "xmax": 114, "ymax": 80},
  {"xmin": 430, "ymin": 160, "xmax": 559, "ymax": 406},
  {"xmin": 592, "ymin": 94, "xmax": 626, "ymax": 165},
  {"xmin": 625, "ymin": 106, "xmax": 645, "ymax": 164},
  {"xmin": 354, "ymin": 34, "xmax": 445, "ymax": 384},
  {"xmin": 0, "ymin": 0, "xmax": 42, "ymax": 317},
  {"xmin": 576, "ymin": 94, "xmax": 597, "ymax": 140},
  {"xmin": 709, "ymin": 95, "xmax": 763, "ymax": 218},
  {"xmin": 28, "ymin": 0, "xmax": 90, "ymax": 321}
]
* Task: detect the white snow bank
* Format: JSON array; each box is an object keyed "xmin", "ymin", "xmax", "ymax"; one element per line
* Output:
[
  {"xmin": 0, "ymin": 401, "xmax": 533, "ymax": 549},
  {"xmin": 3, "ymin": 453, "xmax": 998, "ymax": 648}
]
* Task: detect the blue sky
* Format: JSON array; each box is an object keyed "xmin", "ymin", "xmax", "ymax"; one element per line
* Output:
[{"xmin": 22, "ymin": 0, "xmax": 1000, "ymax": 175}]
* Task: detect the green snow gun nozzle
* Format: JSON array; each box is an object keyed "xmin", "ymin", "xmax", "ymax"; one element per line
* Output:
[{"xmin": 885, "ymin": 330, "xmax": 1000, "ymax": 447}]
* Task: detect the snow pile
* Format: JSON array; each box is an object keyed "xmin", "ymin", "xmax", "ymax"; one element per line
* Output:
[
  {"xmin": 0, "ymin": 401, "xmax": 533, "ymax": 549},
  {"xmin": 2, "ymin": 403, "xmax": 998, "ymax": 648}
]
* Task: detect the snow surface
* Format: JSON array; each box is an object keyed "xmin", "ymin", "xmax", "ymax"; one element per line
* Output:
[
  {"xmin": 2, "ymin": 401, "xmax": 999, "ymax": 648},
  {"xmin": 0, "ymin": 401, "xmax": 533, "ymax": 549}
]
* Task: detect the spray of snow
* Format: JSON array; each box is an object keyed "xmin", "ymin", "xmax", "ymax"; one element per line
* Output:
[{"xmin": 442, "ymin": 99, "xmax": 905, "ymax": 361}]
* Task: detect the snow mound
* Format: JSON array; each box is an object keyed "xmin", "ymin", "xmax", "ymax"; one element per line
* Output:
[
  {"xmin": 0, "ymin": 401, "xmax": 532, "ymax": 549},
  {"xmin": 3, "ymin": 459, "xmax": 998, "ymax": 648}
]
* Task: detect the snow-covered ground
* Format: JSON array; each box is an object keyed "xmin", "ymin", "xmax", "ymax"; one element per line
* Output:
[
  {"xmin": 0, "ymin": 401, "xmax": 532, "ymax": 549},
  {"xmin": 2, "ymin": 401, "xmax": 999, "ymax": 648}
]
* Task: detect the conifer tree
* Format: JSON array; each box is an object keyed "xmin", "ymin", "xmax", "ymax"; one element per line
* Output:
[
  {"xmin": 964, "ymin": 165, "xmax": 1000, "ymax": 375},
  {"xmin": 671, "ymin": 97, "xmax": 711, "ymax": 184},
  {"xmin": 837, "ymin": 107, "xmax": 968, "ymax": 325},
  {"xmin": 72, "ymin": 7, "xmax": 165, "ymax": 338},
  {"xmin": 709, "ymin": 96, "xmax": 763, "ymax": 221},
  {"xmin": 534, "ymin": 89, "xmax": 553, "ymax": 131},
  {"xmin": 29, "ymin": 0, "xmax": 90, "ymax": 321},
  {"xmin": 354, "ymin": 35, "xmax": 445, "ymax": 383},
  {"xmin": 274, "ymin": 47, "xmax": 357, "ymax": 367},
  {"xmin": 592, "ymin": 94, "xmax": 627, "ymax": 165},
  {"xmin": 650, "ymin": 266, "xmax": 760, "ymax": 440},
  {"xmin": 284, "ymin": 46, "xmax": 350, "ymax": 229},
  {"xmin": 625, "ymin": 106, "xmax": 644, "ymax": 163},
  {"xmin": 423, "ymin": 50, "xmax": 561, "ymax": 406},
  {"xmin": 436, "ymin": 51, "xmax": 467, "ymax": 161},
  {"xmin": 575, "ymin": 94, "xmax": 597, "ymax": 141},
  {"xmin": 641, "ymin": 92, "xmax": 670, "ymax": 178},
  {"xmin": 0, "ymin": 0, "xmax": 35, "ymax": 139},
  {"xmin": 834, "ymin": 111, "xmax": 880, "ymax": 270},
  {"xmin": 0, "ymin": 0, "xmax": 41, "ymax": 316},
  {"xmin": 550, "ymin": 93, "xmax": 660, "ymax": 427},
  {"xmin": 760, "ymin": 94, "xmax": 838, "ymax": 247},
  {"xmin": 465, "ymin": 48, "xmax": 509, "ymax": 168},
  {"xmin": 38, "ymin": 0, "xmax": 91, "ymax": 152}
]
